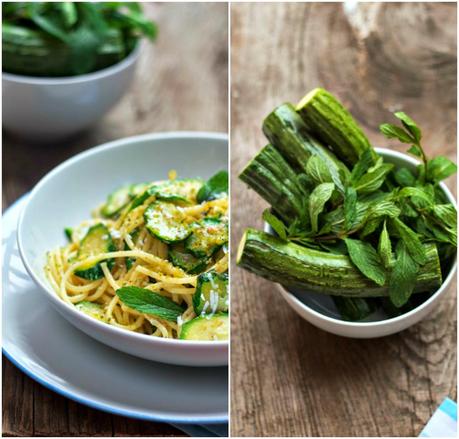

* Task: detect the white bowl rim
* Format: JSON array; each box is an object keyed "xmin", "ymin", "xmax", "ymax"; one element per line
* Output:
[
  {"xmin": 270, "ymin": 147, "xmax": 457, "ymax": 329},
  {"xmin": 2, "ymin": 40, "xmax": 142, "ymax": 85},
  {"xmin": 17, "ymin": 131, "xmax": 229, "ymax": 348}
]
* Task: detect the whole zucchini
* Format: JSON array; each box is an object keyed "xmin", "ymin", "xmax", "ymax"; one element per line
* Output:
[
  {"xmin": 239, "ymin": 144, "xmax": 305, "ymax": 221},
  {"xmin": 296, "ymin": 88, "xmax": 374, "ymax": 166},
  {"xmin": 262, "ymin": 102, "xmax": 349, "ymax": 177},
  {"xmin": 236, "ymin": 228, "xmax": 442, "ymax": 297}
]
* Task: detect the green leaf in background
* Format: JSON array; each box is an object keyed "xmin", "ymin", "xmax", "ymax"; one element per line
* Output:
[
  {"xmin": 116, "ymin": 286, "xmax": 183, "ymax": 322},
  {"xmin": 426, "ymin": 156, "xmax": 457, "ymax": 183},
  {"xmin": 59, "ymin": 2, "xmax": 78, "ymax": 28},
  {"xmin": 389, "ymin": 241, "xmax": 419, "ymax": 307},
  {"xmin": 350, "ymin": 149, "xmax": 374, "ymax": 183},
  {"xmin": 197, "ymin": 170, "xmax": 228, "ymax": 203},
  {"xmin": 431, "ymin": 204, "xmax": 457, "ymax": 229},
  {"xmin": 394, "ymin": 111, "xmax": 422, "ymax": 143},
  {"xmin": 344, "ymin": 186, "xmax": 357, "ymax": 231},
  {"xmin": 306, "ymin": 155, "xmax": 332, "ymax": 185},
  {"xmin": 407, "ymin": 144, "xmax": 423, "ymax": 158},
  {"xmin": 379, "ymin": 123, "xmax": 414, "ymax": 144},
  {"xmin": 262, "ymin": 209, "xmax": 287, "ymax": 241},
  {"xmin": 2, "ymin": 2, "xmax": 157, "ymax": 77},
  {"xmin": 378, "ymin": 221, "xmax": 392, "ymax": 269},
  {"xmin": 394, "ymin": 167, "xmax": 417, "ymax": 187},
  {"xmin": 344, "ymin": 238, "xmax": 386, "ymax": 286},
  {"xmin": 391, "ymin": 217, "xmax": 427, "ymax": 265},
  {"xmin": 309, "ymin": 182, "xmax": 334, "ymax": 233}
]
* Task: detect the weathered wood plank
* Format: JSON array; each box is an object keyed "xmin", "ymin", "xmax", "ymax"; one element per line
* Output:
[{"xmin": 230, "ymin": 2, "xmax": 456, "ymax": 437}]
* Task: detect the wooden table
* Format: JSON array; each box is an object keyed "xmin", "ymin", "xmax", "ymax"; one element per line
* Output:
[
  {"xmin": 2, "ymin": 3, "xmax": 228, "ymax": 436},
  {"xmin": 230, "ymin": 3, "xmax": 457, "ymax": 437}
]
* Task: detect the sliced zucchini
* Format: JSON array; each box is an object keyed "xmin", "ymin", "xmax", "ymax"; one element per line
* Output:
[
  {"xmin": 101, "ymin": 186, "xmax": 132, "ymax": 217},
  {"xmin": 193, "ymin": 271, "xmax": 229, "ymax": 315},
  {"xmin": 180, "ymin": 313, "xmax": 228, "ymax": 341},
  {"xmin": 150, "ymin": 179, "xmax": 204, "ymax": 204},
  {"xmin": 169, "ymin": 243, "xmax": 208, "ymax": 274},
  {"xmin": 75, "ymin": 301, "xmax": 107, "ymax": 322},
  {"xmin": 74, "ymin": 224, "xmax": 116, "ymax": 280},
  {"xmin": 144, "ymin": 202, "xmax": 191, "ymax": 243},
  {"xmin": 185, "ymin": 218, "xmax": 228, "ymax": 258}
]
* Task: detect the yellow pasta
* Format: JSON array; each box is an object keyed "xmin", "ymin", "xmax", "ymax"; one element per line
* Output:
[{"xmin": 45, "ymin": 174, "xmax": 228, "ymax": 339}]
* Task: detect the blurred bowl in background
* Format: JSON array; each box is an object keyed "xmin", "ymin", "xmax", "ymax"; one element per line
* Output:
[{"xmin": 2, "ymin": 44, "xmax": 141, "ymax": 142}]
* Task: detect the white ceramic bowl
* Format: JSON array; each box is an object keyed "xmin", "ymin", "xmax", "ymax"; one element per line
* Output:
[
  {"xmin": 265, "ymin": 147, "xmax": 457, "ymax": 338},
  {"xmin": 2, "ymin": 45, "xmax": 140, "ymax": 141},
  {"xmin": 17, "ymin": 132, "xmax": 229, "ymax": 366}
]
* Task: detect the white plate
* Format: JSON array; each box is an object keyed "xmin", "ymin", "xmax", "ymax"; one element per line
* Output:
[{"xmin": 3, "ymin": 195, "xmax": 228, "ymax": 424}]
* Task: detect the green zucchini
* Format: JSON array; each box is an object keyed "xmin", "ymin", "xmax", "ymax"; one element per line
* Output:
[
  {"xmin": 168, "ymin": 243, "xmax": 208, "ymax": 274},
  {"xmin": 296, "ymin": 88, "xmax": 374, "ymax": 166},
  {"xmin": 101, "ymin": 186, "xmax": 132, "ymax": 217},
  {"xmin": 74, "ymin": 224, "xmax": 116, "ymax": 280},
  {"xmin": 262, "ymin": 103, "xmax": 350, "ymax": 178},
  {"xmin": 185, "ymin": 218, "xmax": 228, "ymax": 258},
  {"xmin": 236, "ymin": 228, "xmax": 442, "ymax": 297},
  {"xmin": 150, "ymin": 179, "xmax": 204, "ymax": 204},
  {"xmin": 239, "ymin": 144, "xmax": 306, "ymax": 221},
  {"xmin": 75, "ymin": 301, "xmax": 106, "ymax": 322},
  {"xmin": 180, "ymin": 313, "xmax": 229, "ymax": 341},
  {"xmin": 144, "ymin": 202, "xmax": 191, "ymax": 243},
  {"xmin": 193, "ymin": 271, "xmax": 229, "ymax": 315}
]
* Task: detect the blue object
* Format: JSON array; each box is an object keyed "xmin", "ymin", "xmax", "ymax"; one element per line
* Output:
[{"xmin": 420, "ymin": 398, "xmax": 457, "ymax": 437}]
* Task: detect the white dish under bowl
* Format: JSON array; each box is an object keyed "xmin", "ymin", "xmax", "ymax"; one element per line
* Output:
[
  {"xmin": 265, "ymin": 147, "xmax": 457, "ymax": 338},
  {"xmin": 2, "ymin": 44, "xmax": 140, "ymax": 141},
  {"xmin": 17, "ymin": 131, "xmax": 229, "ymax": 366}
]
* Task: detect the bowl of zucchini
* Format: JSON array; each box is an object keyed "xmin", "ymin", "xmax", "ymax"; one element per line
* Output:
[
  {"xmin": 17, "ymin": 131, "xmax": 229, "ymax": 366},
  {"xmin": 236, "ymin": 88, "xmax": 457, "ymax": 338},
  {"xmin": 2, "ymin": 2, "xmax": 157, "ymax": 141}
]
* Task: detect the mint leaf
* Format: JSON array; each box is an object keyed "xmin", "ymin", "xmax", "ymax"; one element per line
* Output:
[
  {"xmin": 197, "ymin": 170, "xmax": 228, "ymax": 203},
  {"xmin": 378, "ymin": 221, "xmax": 392, "ymax": 269},
  {"xmin": 431, "ymin": 204, "xmax": 457, "ymax": 229},
  {"xmin": 407, "ymin": 145, "xmax": 423, "ymax": 158},
  {"xmin": 344, "ymin": 186, "xmax": 357, "ymax": 231},
  {"xmin": 394, "ymin": 168, "xmax": 417, "ymax": 187},
  {"xmin": 344, "ymin": 238, "xmax": 386, "ymax": 286},
  {"xmin": 391, "ymin": 218, "xmax": 427, "ymax": 265},
  {"xmin": 379, "ymin": 123, "xmax": 414, "ymax": 144},
  {"xmin": 394, "ymin": 112, "xmax": 422, "ymax": 143},
  {"xmin": 426, "ymin": 156, "xmax": 457, "ymax": 183},
  {"xmin": 389, "ymin": 241, "xmax": 419, "ymax": 307},
  {"xmin": 354, "ymin": 162, "xmax": 393, "ymax": 194},
  {"xmin": 309, "ymin": 183, "xmax": 334, "ymax": 233},
  {"xmin": 350, "ymin": 149, "xmax": 375, "ymax": 183},
  {"xmin": 263, "ymin": 209, "xmax": 287, "ymax": 241},
  {"xmin": 306, "ymin": 155, "xmax": 333, "ymax": 185},
  {"xmin": 116, "ymin": 286, "xmax": 184, "ymax": 322}
]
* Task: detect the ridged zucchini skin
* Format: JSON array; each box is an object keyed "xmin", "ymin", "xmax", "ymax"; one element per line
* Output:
[
  {"xmin": 239, "ymin": 144, "xmax": 305, "ymax": 221},
  {"xmin": 237, "ymin": 228, "xmax": 442, "ymax": 297},
  {"xmin": 295, "ymin": 88, "xmax": 373, "ymax": 166},
  {"xmin": 262, "ymin": 103, "xmax": 349, "ymax": 177}
]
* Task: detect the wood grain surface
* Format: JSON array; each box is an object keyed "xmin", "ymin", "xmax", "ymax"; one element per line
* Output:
[
  {"xmin": 2, "ymin": 3, "xmax": 228, "ymax": 436},
  {"xmin": 230, "ymin": 3, "xmax": 457, "ymax": 437}
]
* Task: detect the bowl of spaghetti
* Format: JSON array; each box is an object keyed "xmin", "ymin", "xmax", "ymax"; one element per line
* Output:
[{"xmin": 17, "ymin": 132, "xmax": 229, "ymax": 366}]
